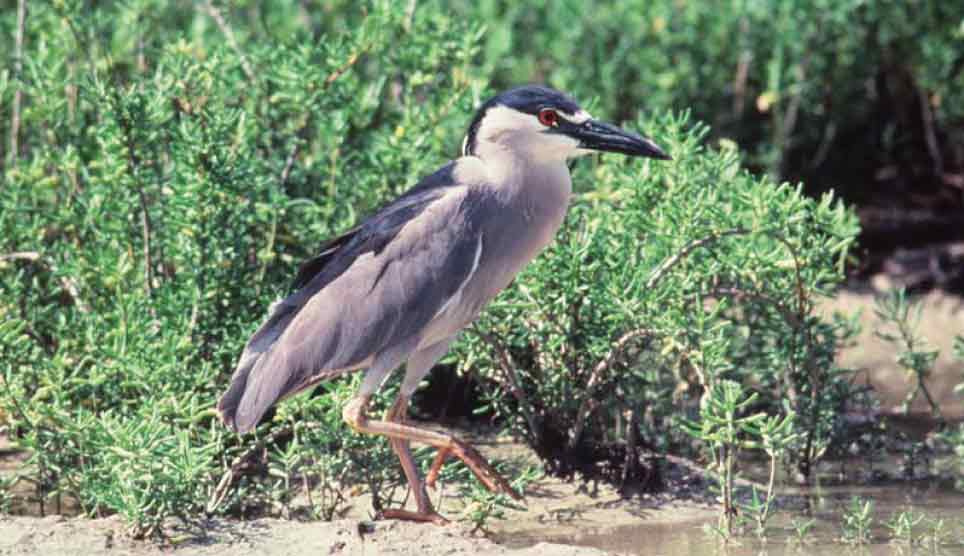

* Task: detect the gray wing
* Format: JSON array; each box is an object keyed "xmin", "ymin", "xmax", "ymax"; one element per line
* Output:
[{"xmin": 218, "ymin": 174, "xmax": 489, "ymax": 433}]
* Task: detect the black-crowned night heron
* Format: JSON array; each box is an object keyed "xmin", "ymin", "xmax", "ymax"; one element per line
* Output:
[{"xmin": 218, "ymin": 85, "xmax": 669, "ymax": 523}]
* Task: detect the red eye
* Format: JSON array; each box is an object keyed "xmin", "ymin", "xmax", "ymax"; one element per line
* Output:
[{"xmin": 538, "ymin": 108, "xmax": 559, "ymax": 127}]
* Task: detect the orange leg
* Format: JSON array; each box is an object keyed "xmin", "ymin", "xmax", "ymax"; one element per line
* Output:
[
  {"xmin": 380, "ymin": 395, "xmax": 448, "ymax": 524},
  {"xmin": 342, "ymin": 394, "xmax": 522, "ymax": 523}
]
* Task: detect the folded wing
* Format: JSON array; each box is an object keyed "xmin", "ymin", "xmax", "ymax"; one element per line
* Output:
[{"xmin": 218, "ymin": 164, "xmax": 490, "ymax": 433}]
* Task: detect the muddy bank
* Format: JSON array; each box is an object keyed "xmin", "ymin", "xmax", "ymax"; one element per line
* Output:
[
  {"xmin": 1, "ymin": 290, "xmax": 961, "ymax": 555},
  {"xmin": 0, "ymin": 444, "xmax": 716, "ymax": 556},
  {"xmin": 819, "ymin": 288, "xmax": 964, "ymax": 418},
  {"xmin": 0, "ymin": 435, "xmax": 715, "ymax": 556},
  {"xmin": 0, "ymin": 514, "xmax": 618, "ymax": 556}
]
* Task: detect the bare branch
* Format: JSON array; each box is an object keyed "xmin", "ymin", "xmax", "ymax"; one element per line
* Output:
[
  {"xmin": 809, "ymin": 121, "xmax": 837, "ymax": 170},
  {"xmin": 731, "ymin": 18, "xmax": 751, "ymax": 119},
  {"xmin": 619, "ymin": 408, "xmax": 639, "ymax": 491},
  {"xmin": 202, "ymin": 1, "xmax": 256, "ymax": 83},
  {"xmin": 7, "ymin": 0, "xmax": 27, "ymax": 167},
  {"xmin": 568, "ymin": 328, "xmax": 653, "ymax": 451},
  {"xmin": 646, "ymin": 228, "xmax": 751, "ymax": 290},
  {"xmin": 0, "ymin": 251, "xmax": 41, "ymax": 263},
  {"xmin": 472, "ymin": 328, "xmax": 541, "ymax": 444},
  {"xmin": 918, "ymin": 86, "xmax": 943, "ymax": 175},
  {"xmin": 323, "ymin": 47, "xmax": 368, "ymax": 88},
  {"xmin": 779, "ymin": 64, "xmax": 806, "ymax": 166}
]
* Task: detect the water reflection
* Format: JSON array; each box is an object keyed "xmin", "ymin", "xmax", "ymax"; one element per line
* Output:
[{"xmin": 506, "ymin": 482, "xmax": 964, "ymax": 556}]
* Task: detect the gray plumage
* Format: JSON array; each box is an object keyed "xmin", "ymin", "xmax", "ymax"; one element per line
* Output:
[{"xmin": 217, "ymin": 85, "xmax": 669, "ymax": 522}]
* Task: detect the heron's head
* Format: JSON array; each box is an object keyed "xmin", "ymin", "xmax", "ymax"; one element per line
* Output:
[{"xmin": 462, "ymin": 85, "xmax": 670, "ymax": 163}]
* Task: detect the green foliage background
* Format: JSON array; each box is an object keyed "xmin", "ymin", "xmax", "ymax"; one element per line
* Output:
[
  {"xmin": 462, "ymin": 0, "xmax": 964, "ymax": 202},
  {"xmin": 3, "ymin": 0, "xmax": 955, "ymax": 536}
]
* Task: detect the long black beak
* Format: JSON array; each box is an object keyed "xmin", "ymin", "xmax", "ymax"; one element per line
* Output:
[{"xmin": 564, "ymin": 119, "xmax": 671, "ymax": 160}]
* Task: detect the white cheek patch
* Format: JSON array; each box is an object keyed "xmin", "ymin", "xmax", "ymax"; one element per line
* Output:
[
  {"xmin": 562, "ymin": 110, "xmax": 593, "ymax": 125},
  {"xmin": 530, "ymin": 133, "xmax": 581, "ymax": 163},
  {"xmin": 477, "ymin": 105, "xmax": 542, "ymax": 142},
  {"xmin": 557, "ymin": 111, "xmax": 593, "ymax": 159},
  {"xmin": 473, "ymin": 104, "xmax": 589, "ymax": 162}
]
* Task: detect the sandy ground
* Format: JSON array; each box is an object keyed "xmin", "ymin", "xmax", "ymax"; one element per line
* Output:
[
  {"xmin": 1, "ymin": 289, "xmax": 961, "ymax": 555},
  {"xmin": 0, "ymin": 425, "xmax": 718, "ymax": 556},
  {"xmin": 0, "ymin": 471, "xmax": 718, "ymax": 556},
  {"xmin": 0, "ymin": 514, "xmax": 615, "ymax": 556},
  {"xmin": 819, "ymin": 288, "xmax": 964, "ymax": 418}
]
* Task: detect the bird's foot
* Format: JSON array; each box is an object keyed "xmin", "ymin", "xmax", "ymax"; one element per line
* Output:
[
  {"xmin": 379, "ymin": 507, "xmax": 450, "ymax": 525},
  {"xmin": 425, "ymin": 438, "xmax": 523, "ymax": 501}
]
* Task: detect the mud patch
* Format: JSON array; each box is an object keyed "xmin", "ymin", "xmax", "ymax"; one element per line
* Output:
[{"xmin": 0, "ymin": 514, "xmax": 617, "ymax": 556}]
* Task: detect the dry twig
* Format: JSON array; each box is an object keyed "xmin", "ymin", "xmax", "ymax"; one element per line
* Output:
[
  {"xmin": 202, "ymin": 1, "xmax": 256, "ymax": 83},
  {"xmin": 568, "ymin": 328, "xmax": 653, "ymax": 451},
  {"xmin": 472, "ymin": 328, "xmax": 542, "ymax": 444},
  {"xmin": 7, "ymin": 0, "xmax": 28, "ymax": 166}
]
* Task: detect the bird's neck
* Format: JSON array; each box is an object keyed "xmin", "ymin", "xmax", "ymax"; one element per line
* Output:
[
  {"xmin": 474, "ymin": 141, "xmax": 573, "ymax": 203},
  {"xmin": 472, "ymin": 144, "xmax": 573, "ymax": 263}
]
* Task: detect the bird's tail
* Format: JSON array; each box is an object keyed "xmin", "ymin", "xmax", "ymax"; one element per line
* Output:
[
  {"xmin": 217, "ymin": 353, "xmax": 260, "ymax": 433},
  {"xmin": 217, "ymin": 301, "xmax": 298, "ymax": 433}
]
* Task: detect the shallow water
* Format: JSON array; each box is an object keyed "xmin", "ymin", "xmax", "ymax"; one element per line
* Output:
[
  {"xmin": 507, "ymin": 479, "xmax": 964, "ymax": 555},
  {"xmin": 3, "ymin": 412, "xmax": 963, "ymax": 556}
]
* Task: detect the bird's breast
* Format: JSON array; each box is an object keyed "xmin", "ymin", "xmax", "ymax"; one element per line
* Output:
[
  {"xmin": 420, "ymin": 160, "xmax": 573, "ymax": 347},
  {"xmin": 467, "ymin": 169, "xmax": 572, "ymax": 308}
]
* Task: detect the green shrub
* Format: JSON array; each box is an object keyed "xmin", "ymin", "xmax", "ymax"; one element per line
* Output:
[
  {"xmin": 841, "ymin": 496, "xmax": 875, "ymax": 544},
  {"xmin": 443, "ymin": 0, "xmax": 964, "ymax": 202},
  {"xmin": 460, "ymin": 113, "xmax": 859, "ymax": 480},
  {"xmin": 0, "ymin": 0, "xmax": 865, "ymax": 537},
  {"xmin": 874, "ymin": 289, "xmax": 943, "ymax": 422},
  {"xmin": 0, "ymin": 0, "xmax": 481, "ymax": 537}
]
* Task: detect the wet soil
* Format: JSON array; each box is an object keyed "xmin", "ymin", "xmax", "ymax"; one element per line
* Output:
[
  {"xmin": 0, "ymin": 514, "xmax": 614, "ymax": 556},
  {"xmin": 518, "ymin": 481, "xmax": 964, "ymax": 556},
  {"xmin": 819, "ymin": 288, "xmax": 964, "ymax": 419},
  {"xmin": 1, "ymin": 289, "xmax": 962, "ymax": 555}
]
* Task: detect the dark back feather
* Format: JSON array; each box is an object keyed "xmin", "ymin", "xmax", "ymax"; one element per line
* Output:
[
  {"xmin": 218, "ymin": 161, "xmax": 462, "ymax": 431},
  {"xmin": 289, "ymin": 161, "xmax": 458, "ymax": 299}
]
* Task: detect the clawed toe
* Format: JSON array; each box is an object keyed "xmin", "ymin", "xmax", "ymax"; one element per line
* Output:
[
  {"xmin": 380, "ymin": 508, "xmax": 450, "ymax": 525},
  {"xmin": 346, "ymin": 392, "xmax": 522, "ymax": 527},
  {"xmin": 425, "ymin": 439, "xmax": 523, "ymax": 501}
]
